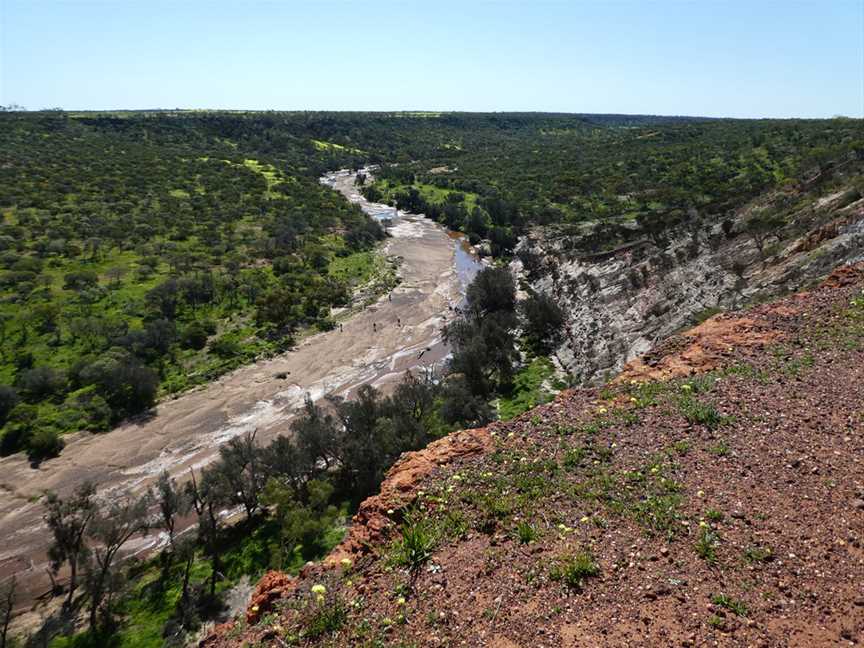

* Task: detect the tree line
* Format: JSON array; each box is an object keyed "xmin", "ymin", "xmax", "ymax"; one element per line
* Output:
[{"xmin": 15, "ymin": 265, "xmax": 563, "ymax": 646}]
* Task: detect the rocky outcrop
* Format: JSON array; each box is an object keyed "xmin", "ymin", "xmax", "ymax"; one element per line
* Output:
[
  {"xmin": 614, "ymin": 313, "xmax": 781, "ymax": 383},
  {"xmin": 518, "ymin": 176, "xmax": 864, "ymax": 386},
  {"xmin": 212, "ymin": 425, "xmax": 496, "ymax": 639},
  {"xmin": 203, "ymin": 261, "xmax": 864, "ymax": 647},
  {"xmin": 244, "ymin": 571, "xmax": 298, "ymax": 625},
  {"xmin": 325, "ymin": 426, "xmax": 495, "ymax": 566}
]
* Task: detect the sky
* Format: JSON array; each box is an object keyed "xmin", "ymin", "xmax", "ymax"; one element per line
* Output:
[{"xmin": 1, "ymin": 0, "xmax": 862, "ymax": 118}]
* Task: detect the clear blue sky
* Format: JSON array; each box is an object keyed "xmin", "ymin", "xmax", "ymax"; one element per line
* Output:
[{"xmin": 1, "ymin": 0, "xmax": 862, "ymax": 118}]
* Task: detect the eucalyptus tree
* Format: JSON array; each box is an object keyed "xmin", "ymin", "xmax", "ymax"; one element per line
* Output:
[{"xmin": 43, "ymin": 481, "xmax": 97, "ymax": 609}]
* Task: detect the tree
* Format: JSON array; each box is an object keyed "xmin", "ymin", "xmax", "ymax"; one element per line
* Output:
[
  {"xmin": 207, "ymin": 430, "xmax": 265, "ymax": 521},
  {"xmin": 63, "ymin": 270, "xmax": 99, "ymax": 291},
  {"xmin": 77, "ymin": 349, "xmax": 158, "ymax": 419},
  {"xmin": 744, "ymin": 209, "xmax": 786, "ymax": 264},
  {"xmin": 0, "ymin": 576, "xmax": 16, "ymax": 648},
  {"xmin": 260, "ymin": 478, "xmax": 338, "ymax": 564},
  {"xmin": 260, "ymin": 435, "xmax": 312, "ymax": 501},
  {"xmin": 256, "ymin": 287, "xmax": 300, "ymax": 333},
  {"xmin": 104, "ymin": 266, "xmax": 126, "ymax": 287},
  {"xmin": 292, "ymin": 397, "xmax": 339, "ymax": 474},
  {"xmin": 145, "ymin": 279, "xmax": 179, "ymax": 319},
  {"xmin": 439, "ymin": 376, "xmax": 494, "ymax": 427},
  {"xmin": 186, "ymin": 469, "xmax": 222, "ymax": 599},
  {"xmin": 521, "ymin": 292, "xmax": 566, "ymax": 354},
  {"xmin": 465, "ymin": 267, "xmax": 516, "ymax": 317},
  {"xmin": 150, "ymin": 471, "xmax": 190, "ymax": 589},
  {"xmin": 180, "ymin": 321, "xmax": 209, "ymax": 350},
  {"xmin": 445, "ymin": 311, "xmax": 519, "ymax": 397},
  {"xmin": 0, "ymin": 386, "xmax": 19, "ymax": 427},
  {"xmin": 84, "ymin": 494, "xmax": 152, "ymax": 631},
  {"xmin": 18, "ymin": 366, "xmax": 65, "ymax": 401},
  {"xmin": 152, "ymin": 471, "xmax": 188, "ymax": 552},
  {"xmin": 329, "ymin": 385, "xmax": 396, "ymax": 497},
  {"xmin": 636, "ymin": 210, "xmax": 684, "ymax": 248},
  {"xmin": 44, "ymin": 482, "xmax": 97, "ymax": 609}
]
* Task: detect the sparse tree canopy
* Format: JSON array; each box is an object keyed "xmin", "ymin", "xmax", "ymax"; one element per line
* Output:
[
  {"xmin": 521, "ymin": 292, "xmax": 566, "ymax": 355},
  {"xmin": 44, "ymin": 481, "xmax": 97, "ymax": 608}
]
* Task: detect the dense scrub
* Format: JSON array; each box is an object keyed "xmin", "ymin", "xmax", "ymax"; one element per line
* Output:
[
  {"xmin": 2, "ymin": 111, "xmax": 860, "ymax": 460},
  {"xmin": 0, "ymin": 112, "xmax": 387, "ymax": 459},
  {"xmin": 363, "ymin": 115, "xmax": 864, "ymax": 254}
]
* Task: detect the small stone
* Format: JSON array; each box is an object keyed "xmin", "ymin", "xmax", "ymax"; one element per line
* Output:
[{"xmin": 851, "ymin": 498, "xmax": 864, "ymax": 511}]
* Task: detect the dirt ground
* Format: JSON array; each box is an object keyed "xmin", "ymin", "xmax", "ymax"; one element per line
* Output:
[
  {"xmin": 0, "ymin": 170, "xmax": 480, "ymax": 624},
  {"xmin": 206, "ymin": 264, "xmax": 864, "ymax": 647}
]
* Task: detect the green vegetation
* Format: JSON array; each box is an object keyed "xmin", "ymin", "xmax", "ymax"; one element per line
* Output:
[
  {"xmin": 303, "ymin": 593, "xmax": 348, "ymax": 639},
  {"xmin": 515, "ymin": 520, "xmax": 539, "ymax": 544},
  {"xmin": 677, "ymin": 394, "xmax": 729, "ymax": 429},
  {"xmin": 390, "ymin": 514, "xmax": 437, "ymax": 570},
  {"xmin": 549, "ymin": 551, "xmax": 600, "ymax": 589},
  {"xmin": 498, "ymin": 357, "xmax": 556, "ymax": 420},
  {"xmin": 711, "ymin": 593, "xmax": 748, "ymax": 617},
  {"xmin": 32, "ymin": 367, "xmax": 456, "ymax": 647},
  {"xmin": 0, "ymin": 112, "xmax": 388, "ymax": 460},
  {"xmin": 695, "ymin": 524, "xmax": 721, "ymax": 564},
  {"xmin": 360, "ymin": 114, "xmax": 863, "ymax": 255},
  {"xmin": 5, "ymin": 109, "xmax": 864, "ymax": 645},
  {"xmin": 3, "ymin": 110, "xmax": 859, "ymax": 459},
  {"xmin": 743, "ymin": 544, "xmax": 774, "ymax": 564}
]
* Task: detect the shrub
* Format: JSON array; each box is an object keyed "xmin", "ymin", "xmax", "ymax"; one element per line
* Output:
[
  {"xmin": 62, "ymin": 386, "xmax": 112, "ymax": 432},
  {"xmin": 209, "ymin": 336, "xmax": 242, "ymax": 359},
  {"xmin": 26, "ymin": 428, "xmax": 64, "ymax": 463},
  {"xmin": 0, "ymin": 403, "xmax": 37, "ymax": 455},
  {"xmin": 391, "ymin": 514, "xmax": 436, "ymax": 569},
  {"xmin": 695, "ymin": 526, "xmax": 720, "ymax": 564},
  {"xmin": 549, "ymin": 551, "xmax": 600, "ymax": 589},
  {"xmin": 678, "ymin": 396, "xmax": 727, "ymax": 429},
  {"xmin": 180, "ymin": 321, "xmax": 210, "ymax": 350},
  {"xmin": 305, "ymin": 593, "xmax": 347, "ymax": 638},
  {"xmin": 705, "ymin": 508, "xmax": 724, "ymax": 523},
  {"xmin": 743, "ymin": 544, "xmax": 774, "ymax": 563},
  {"xmin": 515, "ymin": 520, "xmax": 538, "ymax": 544}
]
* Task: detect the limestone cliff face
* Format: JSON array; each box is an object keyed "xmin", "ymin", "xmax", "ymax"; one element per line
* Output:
[{"xmin": 518, "ymin": 183, "xmax": 864, "ymax": 385}]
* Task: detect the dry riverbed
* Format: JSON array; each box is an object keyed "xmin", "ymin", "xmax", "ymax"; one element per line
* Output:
[{"xmin": 0, "ymin": 168, "xmax": 482, "ymax": 624}]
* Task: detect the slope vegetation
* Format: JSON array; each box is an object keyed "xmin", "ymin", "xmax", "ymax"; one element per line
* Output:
[{"xmin": 206, "ymin": 263, "xmax": 864, "ymax": 647}]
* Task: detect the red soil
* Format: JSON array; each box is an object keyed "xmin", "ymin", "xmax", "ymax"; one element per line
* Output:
[{"xmin": 205, "ymin": 262, "xmax": 864, "ymax": 647}]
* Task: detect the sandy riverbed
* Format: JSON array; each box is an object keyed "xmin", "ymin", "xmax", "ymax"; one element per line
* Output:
[{"xmin": 0, "ymin": 168, "xmax": 481, "ymax": 621}]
